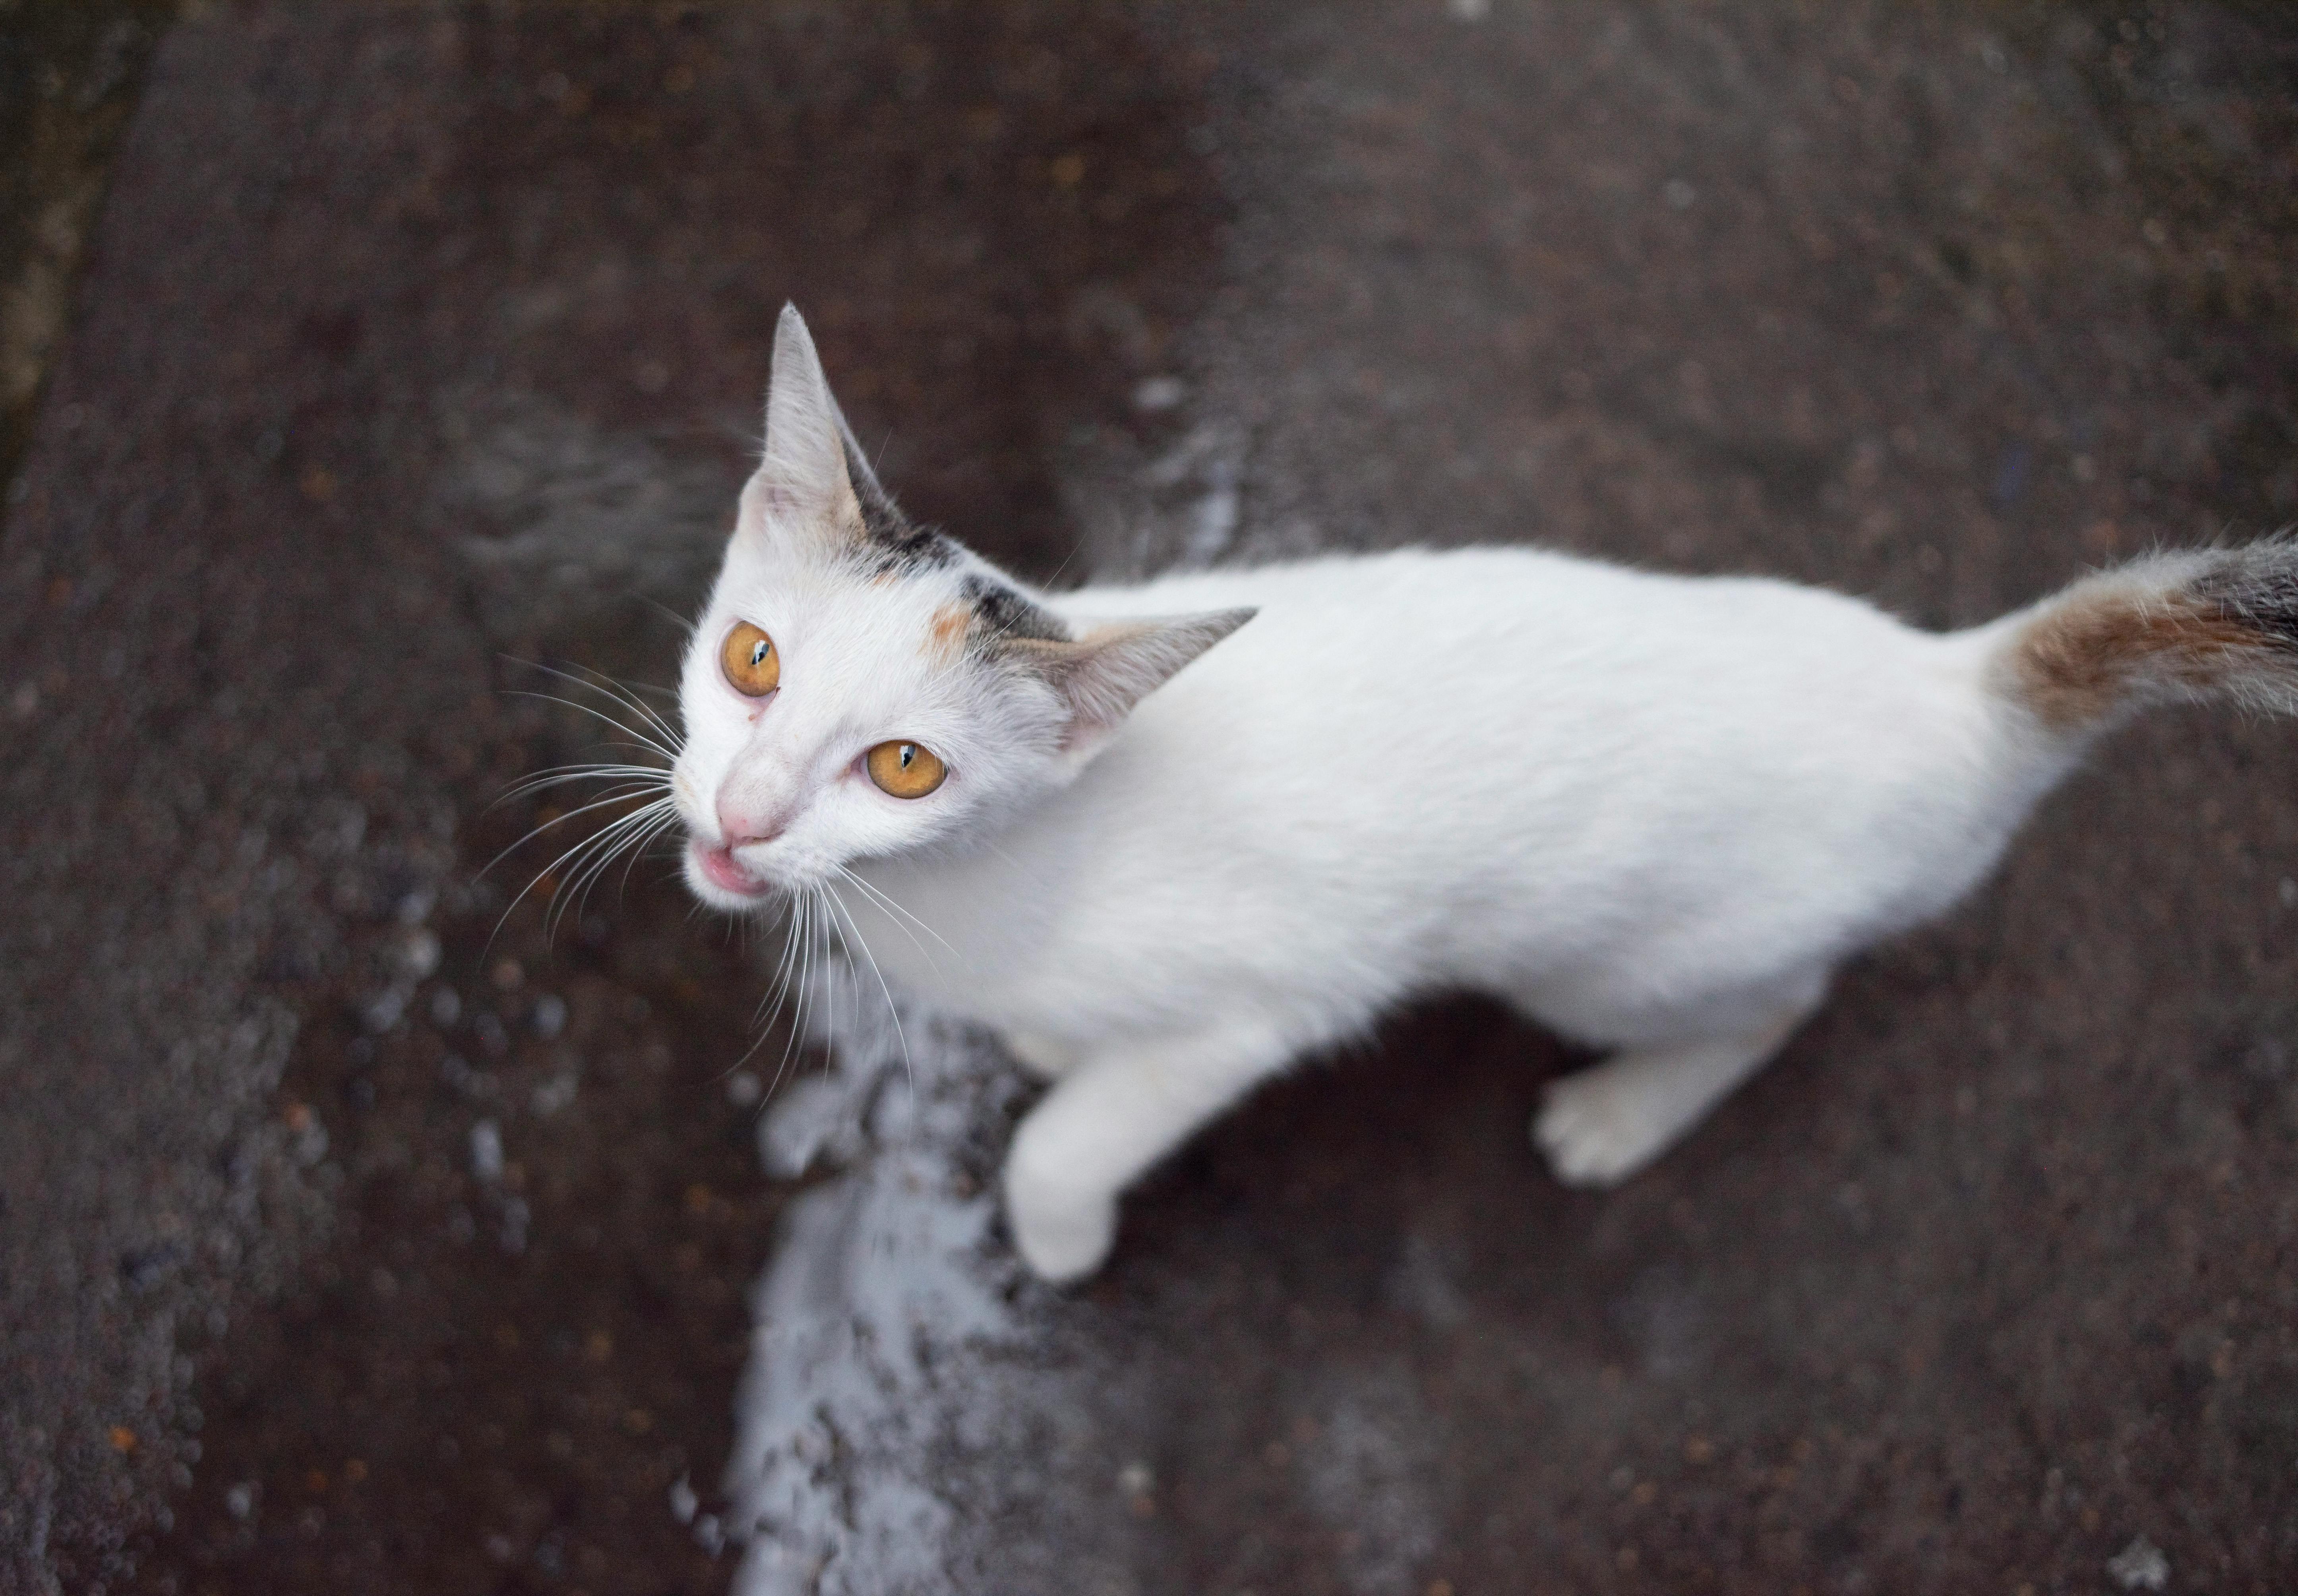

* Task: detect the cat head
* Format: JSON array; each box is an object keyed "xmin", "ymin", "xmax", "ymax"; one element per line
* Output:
[{"xmin": 674, "ymin": 306, "xmax": 1252, "ymax": 908}]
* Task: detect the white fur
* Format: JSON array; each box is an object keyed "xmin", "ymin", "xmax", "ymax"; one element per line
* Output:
[{"xmin": 674, "ymin": 310, "xmax": 2091, "ymax": 1283}]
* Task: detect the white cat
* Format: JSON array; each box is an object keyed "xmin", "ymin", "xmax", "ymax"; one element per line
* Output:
[{"xmin": 670, "ymin": 306, "xmax": 2298, "ymax": 1283}]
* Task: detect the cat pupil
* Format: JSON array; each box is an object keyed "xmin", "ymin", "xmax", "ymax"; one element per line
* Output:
[
  {"xmin": 751, "ymin": 640, "xmax": 769, "ymax": 666},
  {"xmin": 899, "ymin": 744, "xmax": 915, "ymax": 767}
]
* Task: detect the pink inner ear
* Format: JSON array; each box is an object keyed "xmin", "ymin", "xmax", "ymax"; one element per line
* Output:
[{"xmin": 740, "ymin": 448, "xmax": 863, "ymax": 546}]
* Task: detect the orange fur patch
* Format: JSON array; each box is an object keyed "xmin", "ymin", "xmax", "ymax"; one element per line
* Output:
[
  {"xmin": 925, "ymin": 604, "xmax": 972, "ymax": 662},
  {"xmin": 2013, "ymin": 584, "xmax": 2262, "ymax": 728}
]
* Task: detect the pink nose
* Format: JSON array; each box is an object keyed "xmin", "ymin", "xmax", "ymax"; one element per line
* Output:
[{"xmin": 716, "ymin": 800, "xmax": 783, "ymax": 848}]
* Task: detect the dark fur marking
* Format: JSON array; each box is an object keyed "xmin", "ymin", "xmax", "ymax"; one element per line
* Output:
[
  {"xmin": 840, "ymin": 438, "xmax": 958, "ymax": 574},
  {"xmin": 2195, "ymin": 551, "xmax": 2298, "ymax": 649},
  {"xmin": 962, "ymin": 572, "xmax": 1071, "ymax": 643}
]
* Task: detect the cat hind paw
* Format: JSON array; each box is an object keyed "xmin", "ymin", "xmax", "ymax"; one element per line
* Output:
[{"xmin": 1533, "ymin": 1070, "xmax": 1671, "ymax": 1188}]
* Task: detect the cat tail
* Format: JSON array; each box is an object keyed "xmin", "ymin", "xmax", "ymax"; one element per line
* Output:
[{"xmin": 1986, "ymin": 538, "xmax": 2298, "ymax": 733}]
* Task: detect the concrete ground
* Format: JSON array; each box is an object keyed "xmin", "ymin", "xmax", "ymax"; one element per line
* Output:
[{"xmin": 1, "ymin": 2, "xmax": 2294, "ymax": 1592}]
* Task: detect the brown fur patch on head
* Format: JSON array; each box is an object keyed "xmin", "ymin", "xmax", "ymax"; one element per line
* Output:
[
  {"xmin": 925, "ymin": 604, "xmax": 972, "ymax": 663},
  {"xmin": 2011, "ymin": 573, "xmax": 2275, "ymax": 729}
]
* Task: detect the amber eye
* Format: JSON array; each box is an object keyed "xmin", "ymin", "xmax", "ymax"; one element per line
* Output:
[
  {"xmin": 720, "ymin": 622, "xmax": 780, "ymax": 697},
  {"xmin": 865, "ymin": 740, "xmax": 947, "ymax": 799}
]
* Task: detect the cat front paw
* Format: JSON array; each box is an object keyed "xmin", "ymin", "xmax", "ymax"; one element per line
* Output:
[{"xmin": 1002, "ymin": 1150, "xmax": 1117, "ymax": 1284}]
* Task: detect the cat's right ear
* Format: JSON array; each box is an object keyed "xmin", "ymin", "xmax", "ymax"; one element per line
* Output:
[
  {"xmin": 1008, "ymin": 608, "xmax": 1257, "ymax": 770},
  {"xmin": 736, "ymin": 305, "xmax": 865, "ymax": 544}
]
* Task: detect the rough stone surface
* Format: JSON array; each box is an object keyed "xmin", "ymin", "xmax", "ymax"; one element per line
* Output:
[{"xmin": 0, "ymin": 2, "xmax": 2291, "ymax": 1593}]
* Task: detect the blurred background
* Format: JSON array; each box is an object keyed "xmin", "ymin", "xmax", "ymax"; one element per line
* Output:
[{"xmin": 2, "ymin": 2, "xmax": 2295, "ymax": 1593}]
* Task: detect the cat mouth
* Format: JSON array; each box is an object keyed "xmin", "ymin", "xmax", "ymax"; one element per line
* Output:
[{"xmin": 692, "ymin": 841, "xmax": 772, "ymax": 899}]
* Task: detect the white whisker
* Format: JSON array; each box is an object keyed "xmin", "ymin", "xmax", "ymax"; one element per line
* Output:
[
  {"xmin": 550, "ymin": 800, "xmax": 681, "ymax": 940},
  {"xmin": 763, "ymin": 890, "xmax": 819, "ymax": 1102},
  {"xmin": 541, "ymin": 798, "xmax": 678, "ymax": 943},
  {"xmin": 834, "ymin": 864, "xmax": 953, "ymax": 974},
  {"xmin": 509, "ymin": 658, "xmax": 687, "ymax": 755},
  {"xmin": 478, "ymin": 785, "xmax": 670, "ymax": 883},
  {"xmin": 505, "ymin": 689, "xmax": 681, "ymax": 764},
  {"xmin": 486, "ymin": 794, "xmax": 671, "ymax": 956},
  {"xmin": 496, "ymin": 763, "xmax": 672, "ymax": 805},
  {"xmin": 826, "ymin": 880, "xmax": 914, "ymax": 1089}
]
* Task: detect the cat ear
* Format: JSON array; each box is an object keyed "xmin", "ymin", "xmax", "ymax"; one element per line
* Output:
[
  {"xmin": 740, "ymin": 304, "xmax": 867, "ymax": 539},
  {"xmin": 1011, "ymin": 608, "xmax": 1257, "ymax": 762}
]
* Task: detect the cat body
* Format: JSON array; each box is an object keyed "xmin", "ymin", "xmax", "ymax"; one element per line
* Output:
[
  {"xmin": 672, "ymin": 308, "xmax": 2298, "ymax": 1282},
  {"xmin": 860, "ymin": 548, "xmax": 2040, "ymax": 1061}
]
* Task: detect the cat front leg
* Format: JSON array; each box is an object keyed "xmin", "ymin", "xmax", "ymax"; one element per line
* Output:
[{"xmin": 1003, "ymin": 1020, "xmax": 1291, "ymax": 1283}]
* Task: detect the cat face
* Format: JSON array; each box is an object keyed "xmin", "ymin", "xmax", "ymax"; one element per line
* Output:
[{"xmin": 673, "ymin": 308, "xmax": 1251, "ymax": 909}]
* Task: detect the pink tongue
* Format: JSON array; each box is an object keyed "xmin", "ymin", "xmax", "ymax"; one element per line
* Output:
[{"xmin": 701, "ymin": 846, "xmax": 760, "ymax": 893}]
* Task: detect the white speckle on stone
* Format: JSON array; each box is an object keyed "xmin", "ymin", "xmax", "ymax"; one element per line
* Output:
[
  {"xmin": 361, "ymin": 988, "xmax": 407, "ymax": 1033},
  {"xmin": 291, "ymin": 1113, "xmax": 329, "ymax": 1168},
  {"xmin": 1117, "ymin": 1460, "xmax": 1154, "ymax": 1498},
  {"xmin": 669, "ymin": 1474, "xmax": 699, "ymax": 1525},
  {"xmin": 726, "ymin": 1070, "xmax": 763, "ymax": 1108},
  {"xmin": 395, "ymin": 887, "xmax": 437, "ymax": 925},
  {"xmin": 530, "ymin": 1073, "xmax": 578, "ymax": 1116},
  {"xmin": 1662, "ymin": 177, "xmax": 1697, "ymax": 210},
  {"xmin": 398, "ymin": 928, "xmax": 441, "ymax": 981},
  {"xmin": 2108, "ymin": 1535, "xmax": 2169, "ymax": 1591},
  {"xmin": 1447, "ymin": 0, "xmax": 1489, "ymax": 19},
  {"xmin": 1132, "ymin": 375, "xmax": 1186, "ymax": 413},
  {"xmin": 2279, "ymin": 877, "xmax": 2296, "ymax": 910},
  {"xmin": 532, "ymin": 993, "xmax": 568, "ymax": 1039},
  {"xmin": 225, "ymin": 1481, "xmax": 257, "ymax": 1520},
  {"xmin": 470, "ymin": 1119, "xmax": 505, "ymax": 1182}
]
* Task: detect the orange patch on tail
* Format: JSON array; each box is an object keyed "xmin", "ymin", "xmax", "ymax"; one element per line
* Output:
[{"xmin": 2013, "ymin": 584, "xmax": 2263, "ymax": 728}]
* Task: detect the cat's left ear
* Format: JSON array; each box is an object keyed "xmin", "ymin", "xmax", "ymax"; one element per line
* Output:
[{"xmin": 1009, "ymin": 608, "xmax": 1256, "ymax": 767}]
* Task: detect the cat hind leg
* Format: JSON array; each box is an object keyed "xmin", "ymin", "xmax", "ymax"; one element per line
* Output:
[{"xmin": 1533, "ymin": 979, "xmax": 1826, "ymax": 1187}]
